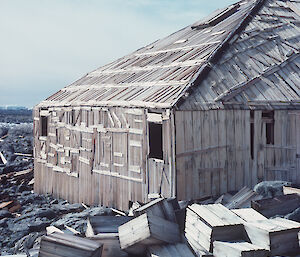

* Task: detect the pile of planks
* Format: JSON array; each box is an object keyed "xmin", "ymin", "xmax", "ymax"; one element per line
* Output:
[
  {"xmin": 0, "ymin": 169, "xmax": 34, "ymax": 214},
  {"xmin": 0, "ymin": 168, "xmax": 34, "ymax": 192},
  {"xmin": 85, "ymin": 197, "xmax": 193, "ymax": 257},
  {"xmin": 37, "ymin": 196, "xmax": 300, "ymax": 257}
]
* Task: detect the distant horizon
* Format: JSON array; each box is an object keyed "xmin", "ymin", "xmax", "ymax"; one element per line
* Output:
[{"xmin": 0, "ymin": 0, "xmax": 237, "ymax": 108}]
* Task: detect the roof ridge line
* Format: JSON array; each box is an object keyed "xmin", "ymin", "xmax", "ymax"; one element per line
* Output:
[{"xmin": 174, "ymin": 0, "xmax": 267, "ymax": 109}]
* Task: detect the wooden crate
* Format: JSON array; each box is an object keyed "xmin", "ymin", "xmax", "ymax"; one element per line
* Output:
[
  {"xmin": 147, "ymin": 243, "xmax": 196, "ymax": 257},
  {"xmin": 88, "ymin": 234, "xmax": 128, "ymax": 257},
  {"xmin": 185, "ymin": 204, "xmax": 247, "ymax": 252},
  {"xmin": 118, "ymin": 213, "xmax": 181, "ymax": 255},
  {"xmin": 244, "ymin": 217, "xmax": 300, "ymax": 256},
  {"xmin": 39, "ymin": 232, "xmax": 103, "ymax": 257},
  {"xmin": 213, "ymin": 242, "xmax": 269, "ymax": 257}
]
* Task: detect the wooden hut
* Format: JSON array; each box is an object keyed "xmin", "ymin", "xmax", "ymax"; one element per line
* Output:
[{"xmin": 34, "ymin": 0, "xmax": 300, "ymax": 210}]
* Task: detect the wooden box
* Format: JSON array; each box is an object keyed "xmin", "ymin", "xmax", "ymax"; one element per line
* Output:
[
  {"xmin": 244, "ymin": 217, "xmax": 300, "ymax": 256},
  {"xmin": 39, "ymin": 232, "xmax": 103, "ymax": 257},
  {"xmin": 118, "ymin": 213, "xmax": 181, "ymax": 255},
  {"xmin": 185, "ymin": 204, "xmax": 247, "ymax": 252},
  {"xmin": 213, "ymin": 242, "xmax": 269, "ymax": 257},
  {"xmin": 88, "ymin": 234, "xmax": 128, "ymax": 257}
]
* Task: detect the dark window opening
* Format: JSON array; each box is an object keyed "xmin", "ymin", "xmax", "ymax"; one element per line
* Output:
[
  {"xmin": 148, "ymin": 122, "xmax": 163, "ymax": 159},
  {"xmin": 262, "ymin": 111, "xmax": 274, "ymax": 145},
  {"xmin": 266, "ymin": 123, "xmax": 274, "ymax": 144},
  {"xmin": 71, "ymin": 110, "xmax": 76, "ymax": 126},
  {"xmin": 41, "ymin": 116, "xmax": 48, "ymax": 136}
]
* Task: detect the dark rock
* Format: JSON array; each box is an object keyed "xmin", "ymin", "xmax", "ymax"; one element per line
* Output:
[
  {"xmin": 7, "ymin": 221, "xmax": 29, "ymax": 233},
  {"xmin": 51, "ymin": 202, "xmax": 84, "ymax": 214},
  {"xmin": 6, "ymin": 230, "xmax": 30, "ymax": 247},
  {"xmin": 28, "ymin": 219, "xmax": 51, "ymax": 232},
  {"xmin": 89, "ymin": 206, "xmax": 112, "ymax": 216},
  {"xmin": 14, "ymin": 232, "xmax": 44, "ymax": 254},
  {"xmin": 36, "ymin": 208, "xmax": 57, "ymax": 219},
  {"xmin": 0, "ymin": 218, "xmax": 8, "ymax": 228},
  {"xmin": 0, "ymin": 209, "xmax": 13, "ymax": 219},
  {"xmin": 254, "ymin": 181, "xmax": 291, "ymax": 198}
]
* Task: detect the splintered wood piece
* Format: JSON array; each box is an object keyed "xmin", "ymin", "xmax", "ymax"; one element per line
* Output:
[
  {"xmin": 147, "ymin": 243, "xmax": 196, "ymax": 257},
  {"xmin": 225, "ymin": 187, "xmax": 262, "ymax": 209},
  {"xmin": 118, "ymin": 213, "xmax": 181, "ymax": 255},
  {"xmin": 244, "ymin": 217, "xmax": 300, "ymax": 256},
  {"xmin": 283, "ymin": 186, "xmax": 300, "ymax": 195},
  {"xmin": 185, "ymin": 204, "xmax": 247, "ymax": 252},
  {"xmin": 39, "ymin": 232, "xmax": 103, "ymax": 257},
  {"xmin": 213, "ymin": 242, "xmax": 269, "ymax": 257},
  {"xmin": 134, "ymin": 198, "xmax": 177, "ymax": 222},
  {"xmin": 0, "ymin": 152, "xmax": 7, "ymax": 165}
]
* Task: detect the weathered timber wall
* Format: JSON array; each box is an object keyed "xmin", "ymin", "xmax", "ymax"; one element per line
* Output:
[
  {"xmin": 34, "ymin": 106, "xmax": 175, "ymax": 210},
  {"xmin": 34, "ymin": 106, "xmax": 150, "ymax": 210},
  {"xmin": 175, "ymin": 110, "xmax": 300, "ymax": 201}
]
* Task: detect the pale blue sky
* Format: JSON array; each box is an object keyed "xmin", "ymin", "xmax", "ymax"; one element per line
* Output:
[{"xmin": 0, "ymin": 0, "xmax": 236, "ymax": 108}]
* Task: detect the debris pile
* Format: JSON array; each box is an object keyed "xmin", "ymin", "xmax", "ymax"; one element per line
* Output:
[
  {"xmin": 0, "ymin": 123, "xmax": 33, "ymax": 175},
  {"xmin": 36, "ymin": 193, "xmax": 300, "ymax": 257}
]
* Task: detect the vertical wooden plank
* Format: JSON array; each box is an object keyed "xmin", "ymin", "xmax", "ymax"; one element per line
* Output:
[
  {"xmin": 281, "ymin": 111, "xmax": 288, "ymax": 181},
  {"xmin": 227, "ymin": 110, "xmax": 236, "ymax": 192},
  {"xmin": 175, "ymin": 111, "xmax": 185, "ymax": 200},
  {"xmin": 202, "ymin": 111, "xmax": 211, "ymax": 196},
  {"xmin": 243, "ymin": 111, "xmax": 251, "ymax": 188},
  {"xmin": 184, "ymin": 111, "xmax": 193, "ymax": 200},
  {"xmin": 218, "ymin": 110, "xmax": 227, "ymax": 194},
  {"xmin": 170, "ymin": 110, "xmax": 176, "ymax": 198},
  {"xmin": 210, "ymin": 110, "xmax": 219, "ymax": 196},
  {"xmin": 255, "ymin": 111, "xmax": 265, "ymax": 183},
  {"xmin": 296, "ymin": 112, "xmax": 300, "ymax": 184},
  {"xmin": 288, "ymin": 112, "xmax": 297, "ymax": 183},
  {"xmin": 192, "ymin": 111, "xmax": 202, "ymax": 198},
  {"xmin": 235, "ymin": 110, "xmax": 243, "ymax": 191}
]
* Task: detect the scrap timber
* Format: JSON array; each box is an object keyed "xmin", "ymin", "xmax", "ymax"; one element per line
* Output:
[{"xmin": 6, "ymin": 195, "xmax": 299, "ymax": 256}]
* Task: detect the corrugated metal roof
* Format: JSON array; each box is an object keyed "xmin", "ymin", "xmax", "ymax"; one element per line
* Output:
[
  {"xmin": 38, "ymin": 0, "xmax": 300, "ymax": 110},
  {"xmin": 38, "ymin": 0, "xmax": 256, "ymax": 108},
  {"xmin": 179, "ymin": 0, "xmax": 300, "ymax": 110}
]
